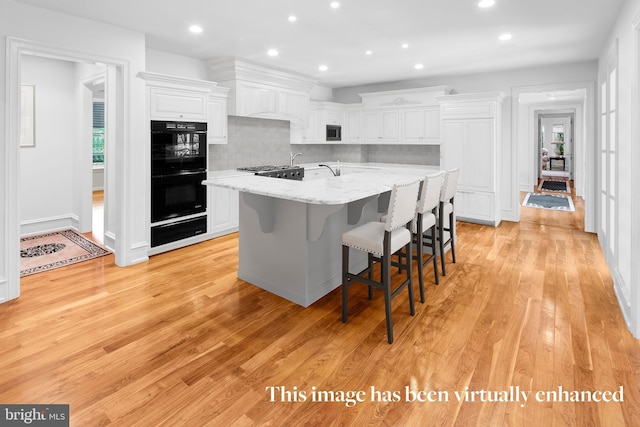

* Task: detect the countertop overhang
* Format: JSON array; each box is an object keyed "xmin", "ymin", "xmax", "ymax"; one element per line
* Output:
[{"xmin": 203, "ymin": 163, "xmax": 441, "ymax": 205}]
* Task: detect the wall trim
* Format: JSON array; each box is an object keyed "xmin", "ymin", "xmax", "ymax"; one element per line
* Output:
[{"xmin": 20, "ymin": 214, "xmax": 78, "ymax": 236}]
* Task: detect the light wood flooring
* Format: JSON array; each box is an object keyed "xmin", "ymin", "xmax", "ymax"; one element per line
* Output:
[{"xmin": 1, "ymin": 187, "xmax": 638, "ymax": 426}]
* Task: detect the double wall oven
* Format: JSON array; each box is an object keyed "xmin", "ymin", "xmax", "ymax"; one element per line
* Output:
[{"xmin": 151, "ymin": 120, "xmax": 208, "ymax": 247}]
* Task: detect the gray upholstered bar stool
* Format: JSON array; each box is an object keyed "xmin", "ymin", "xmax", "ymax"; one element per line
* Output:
[
  {"xmin": 413, "ymin": 172, "xmax": 445, "ymax": 302},
  {"xmin": 438, "ymin": 168, "xmax": 460, "ymax": 276},
  {"xmin": 341, "ymin": 179, "xmax": 421, "ymax": 344},
  {"xmin": 381, "ymin": 172, "xmax": 445, "ymax": 303}
]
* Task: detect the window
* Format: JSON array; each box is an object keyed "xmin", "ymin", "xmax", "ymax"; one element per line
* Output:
[{"xmin": 93, "ymin": 101, "xmax": 105, "ymax": 164}]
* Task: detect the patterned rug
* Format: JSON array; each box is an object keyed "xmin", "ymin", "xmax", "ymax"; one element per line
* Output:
[
  {"xmin": 538, "ymin": 179, "xmax": 571, "ymax": 193},
  {"xmin": 522, "ymin": 193, "xmax": 575, "ymax": 212},
  {"xmin": 20, "ymin": 229, "xmax": 110, "ymax": 277}
]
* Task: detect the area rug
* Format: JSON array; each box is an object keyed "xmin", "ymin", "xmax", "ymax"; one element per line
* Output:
[
  {"xmin": 20, "ymin": 229, "xmax": 110, "ymax": 277},
  {"xmin": 538, "ymin": 179, "xmax": 571, "ymax": 193},
  {"xmin": 522, "ymin": 193, "xmax": 575, "ymax": 212}
]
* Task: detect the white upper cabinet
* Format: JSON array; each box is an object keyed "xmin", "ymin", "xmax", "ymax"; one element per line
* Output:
[
  {"xmin": 363, "ymin": 109, "xmax": 399, "ymax": 143},
  {"xmin": 301, "ymin": 105, "xmax": 319, "ymax": 143},
  {"xmin": 344, "ymin": 106, "xmax": 363, "ymax": 144},
  {"xmin": 139, "ymin": 71, "xmax": 224, "ymax": 122},
  {"xmin": 208, "ymin": 89, "xmax": 229, "ymax": 144},
  {"xmin": 401, "ymin": 107, "xmax": 440, "ymax": 144},
  {"xmin": 359, "ymin": 86, "xmax": 448, "ymax": 145}
]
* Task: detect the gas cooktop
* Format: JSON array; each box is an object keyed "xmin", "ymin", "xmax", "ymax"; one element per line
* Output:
[{"xmin": 237, "ymin": 165, "xmax": 304, "ymax": 180}]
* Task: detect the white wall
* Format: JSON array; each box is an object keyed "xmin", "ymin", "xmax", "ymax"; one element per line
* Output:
[
  {"xmin": 145, "ymin": 48, "xmax": 209, "ymax": 80},
  {"xmin": 1, "ymin": 0, "xmax": 148, "ymax": 303},
  {"xmin": 19, "ymin": 55, "xmax": 77, "ymax": 235},
  {"xmin": 597, "ymin": 0, "xmax": 640, "ymax": 338}
]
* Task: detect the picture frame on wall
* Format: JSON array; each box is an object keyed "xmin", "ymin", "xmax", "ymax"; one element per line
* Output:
[{"xmin": 20, "ymin": 84, "xmax": 36, "ymax": 147}]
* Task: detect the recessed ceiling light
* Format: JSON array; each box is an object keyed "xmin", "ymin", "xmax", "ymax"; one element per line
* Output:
[
  {"xmin": 499, "ymin": 33, "xmax": 512, "ymax": 41},
  {"xmin": 330, "ymin": 1, "xmax": 340, "ymax": 8},
  {"xmin": 365, "ymin": 50, "xmax": 373, "ymax": 55},
  {"xmin": 319, "ymin": 64, "xmax": 328, "ymax": 71},
  {"xmin": 478, "ymin": 0, "xmax": 495, "ymax": 7},
  {"xmin": 267, "ymin": 49, "xmax": 279, "ymax": 57},
  {"xmin": 288, "ymin": 15, "xmax": 297, "ymax": 22},
  {"xmin": 401, "ymin": 43, "xmax": 409, "ymax": 49},
  {"xmin": 189, "ymin": 25, "xmax": 203, "ymax": 33},
  {"xmin": 414, "ymin": 63, "xmax": 424, "ymax": 70}
]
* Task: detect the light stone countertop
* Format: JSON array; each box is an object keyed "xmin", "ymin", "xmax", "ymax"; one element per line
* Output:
[{"xmin": 203, "ymin": 163, "xmax": 441, "ymax": 205}]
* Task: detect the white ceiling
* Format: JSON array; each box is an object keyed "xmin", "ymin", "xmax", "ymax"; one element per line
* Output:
[{"xmin": 15, "ymin": 0, "xmax": 625, "ymax": 88}]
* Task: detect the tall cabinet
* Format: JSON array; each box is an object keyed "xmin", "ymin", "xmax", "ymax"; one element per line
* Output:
[{"xmin": 437, "ymin": 92, "xmax": 505, "ymax": 226}]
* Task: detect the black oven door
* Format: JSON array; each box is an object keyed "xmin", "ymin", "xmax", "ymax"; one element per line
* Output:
[
  {"xmin": 151, "ymin": 121, "xmax": 207, "ymax": 175},
  {"xmin": 151, "ymin": 171, "xmax": 207, "ymax": 223}
]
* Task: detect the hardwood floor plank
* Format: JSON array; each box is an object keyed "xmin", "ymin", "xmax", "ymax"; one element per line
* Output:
[{"xmin": 2, "ymin": 190, "xmax": 639, "ymax": 425}]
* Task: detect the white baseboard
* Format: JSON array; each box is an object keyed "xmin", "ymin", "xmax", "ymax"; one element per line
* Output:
[{"xmin": 20, "ymin": 215, "xmax": 77, "ymax": 237}]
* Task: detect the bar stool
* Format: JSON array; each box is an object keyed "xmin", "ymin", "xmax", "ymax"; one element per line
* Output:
[
  {"xmin": 414, "ymin": 172, "xmax": 445, "ymax": 302},
  {"xmin": 381, "ymin": 172, "xmax": 445, "ymax": 302},
  {"xmin": 341, "ymin": 179, "xmax": 421, "ymax": 344},
  {"xmin": 438, "ymin": 168, "xmax": 460, "ymax": 276}
]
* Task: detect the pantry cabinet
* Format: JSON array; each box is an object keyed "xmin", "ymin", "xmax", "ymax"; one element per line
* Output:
[{"xmin": 438, "ymin": 92, "xmax": 505, "ymax": 226}]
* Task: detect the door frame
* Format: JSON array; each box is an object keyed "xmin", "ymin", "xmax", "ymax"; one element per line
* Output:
[
  {"xmin": 511, "ymin": 82, "xmax": 595, "ymax": 232},
  {"xmin": 3, "ymin": 37, "xmax": 128, "ymax": 303}
]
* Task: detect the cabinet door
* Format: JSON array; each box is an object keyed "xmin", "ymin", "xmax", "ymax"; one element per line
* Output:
[
  {"xmin": 149, "ymin": 88, "xmax": 208, "ymax": 121},
  {"xmin": 208, "ymin": 97, "xmax": 228, "ymax": 144},
  {"xmin": 401, "ymin": 107, "xmax": 440, "ymax": 144},
  {"xmin": 345, "ymin": 110, "xmax": 362, "ymax": 144},
  {"xmin": 464, "ymin": 119, "xmax": 495, "ymax": 192},
  {"xmin": 363, "ymin": 110, "xmax": 398, "ymax": 143},
  {"xmin": 301, "ymin": 109, "xmax": 319, "ymax": 143},
  {"xmin": 442, "ymin": 119, "xmax": 494, "ymax": 192},
  {"xmin": 401, "ymin": 109, "xmax": 424, "ymax": 142},
  {"xmin": 209, "ymin": 186, "xmax": 239, "ymax": 235}
]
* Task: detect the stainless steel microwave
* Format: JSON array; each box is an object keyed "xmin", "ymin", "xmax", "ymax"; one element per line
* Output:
[{"xmin": 326, "ymin": 124, "xmax": 342, "ymax": 141}]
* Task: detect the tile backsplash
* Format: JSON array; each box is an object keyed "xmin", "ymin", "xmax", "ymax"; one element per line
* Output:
[
  {"xmin": 209, "ymin": 116, "xmax": 291, "ymax": 170},
  {"xmin": 209, "ymin": 115, "xmax": 441, "ymax": 171}
]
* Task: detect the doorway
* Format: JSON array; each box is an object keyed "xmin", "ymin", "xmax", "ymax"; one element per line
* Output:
[
  {"xmin": 538, "ymin": 113, "xmax": 574, "ymax": 180},
  {"xmin": 4, "ymin": 37, "xmax": 129, "ymax": 303}
]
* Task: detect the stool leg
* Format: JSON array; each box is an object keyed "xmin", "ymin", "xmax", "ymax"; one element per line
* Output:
[
  {"xmin": 406, "ymin": 242, "xmax": 415, "ymax": 316},
  {"xmin": 367, "ymin": 253, "xmax": 374, "ymax": 300},
  {"xmin": 342, "ymin": 245, "xmax": 349, "ymax": 323},
  {"xmin": 416, "ymin": 219, "xmax": 425, "ymax": 303},
  {"xmin": 449, "ymin": 210, "xmax": 456, "ymax": 264},
  {"xmin": 439, "ymin": 203, "xmax": 446, "ymax": 276},
  {"xmin": 431, "ymin": 224, "xmax": 440, "ymax": 285},
  {"xmin": 382, "ymin": 249, "xmax": 394, "ymax": 344}
]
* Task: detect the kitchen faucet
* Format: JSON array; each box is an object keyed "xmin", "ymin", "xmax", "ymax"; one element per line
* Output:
[
  {"xmin": 318, "ymin": 161, "xmax": 341, "ymax": 176},
  {"xmin": 290, "ymin": 151, "xmax": 302, "ymax": 166}
]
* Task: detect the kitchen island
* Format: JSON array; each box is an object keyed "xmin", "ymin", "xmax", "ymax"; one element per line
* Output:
[{"xmin": 203, "ymin": 164, "xmax": 440, "ymax": 307}]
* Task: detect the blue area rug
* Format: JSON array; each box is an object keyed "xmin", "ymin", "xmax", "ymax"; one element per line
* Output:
[{"xmin": 522, "ymin": 193, "xmax": 575, "ymax": 212}]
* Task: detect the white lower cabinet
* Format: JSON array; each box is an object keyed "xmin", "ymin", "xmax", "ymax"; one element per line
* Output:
[
  {"xmin": 209, "ymin": 186, "xmax": 239, "ymax": 235},
  {"xmin": 454, "ymin": 190, "xmax": 495, "ymax": 223}
]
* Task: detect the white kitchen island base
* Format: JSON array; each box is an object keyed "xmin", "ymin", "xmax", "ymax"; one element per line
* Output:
[{"xmin": 238, "ymin": 191, "xmax": 388, "ymax": 307}]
